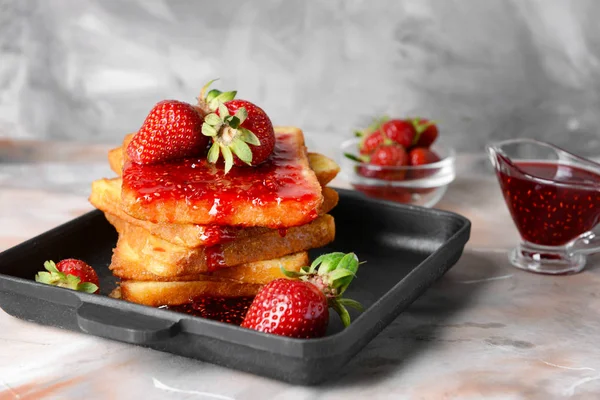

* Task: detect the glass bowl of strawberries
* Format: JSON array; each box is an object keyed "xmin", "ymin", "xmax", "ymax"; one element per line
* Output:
[{"xmin": 341, "ymin": 117, "xmax": 455, "ymax": 208}]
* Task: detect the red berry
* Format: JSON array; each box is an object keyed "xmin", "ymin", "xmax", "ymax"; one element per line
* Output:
[
  {"xmin": 357, "ymin": 144, "xmax": 408, "ymax": 181},
  {"xmin": 380, "ymin": 120, "xmax": 416, "ymax": 148},
  {"xmin": 198, "ymin": 81, "xmax": 275, "ymax": 173},
  {"xmin": 408, "ymin": 147, "xmax": 441, "ymax": 182},
  {"xmin": 241, "ymin": 279, "xmax": 329, "ymax": 338},
  {"xmin": 35, "ymin": 259, "xmax": 99, "ymax": 294},
  {"xmin": 127, "ymin": 100, "xmax": 208, "ymax": 165},
  {"xmin": 408, "ymin": 147, "xmax": 440, "ymax": 166},
  {"xmin": 241, "ymin": 252, "xmax": 363, "ymax": 339},
  {"xmin": 359, "ymin": 131, "xmax": 384, "ymax": 155},
  {"xmin": 218, "ymin": 99, "xmax": 275, "ymax": 167},
  {"xmin": 413, "ymin": 119, "xmax": 438, "ymax": 148},
  {"xmin": 370, "ymin": 143, "xmax": 408, "ymax": 167}
]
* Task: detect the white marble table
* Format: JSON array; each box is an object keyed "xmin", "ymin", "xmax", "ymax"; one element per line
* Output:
[{"xmin": 1, "ymin": 139, "xmax": 599, "ymax": 400}]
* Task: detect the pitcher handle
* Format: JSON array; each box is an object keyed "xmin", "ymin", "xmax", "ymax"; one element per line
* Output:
[{"xmin": 569, "ymin": 226, "xmax": 600, "ymax": 255}]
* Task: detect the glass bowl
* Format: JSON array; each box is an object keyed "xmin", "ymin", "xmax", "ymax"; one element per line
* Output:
[{"xmin": 340, "ymin": 139, "xmax": 456, "ymax": 208}]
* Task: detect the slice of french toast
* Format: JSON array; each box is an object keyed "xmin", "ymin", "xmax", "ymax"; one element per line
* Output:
[
  {"xmin": 113, "ymin": 252, "xmax": 310, "ymax": 306},
  {"xmin": 119, "ymin": 127, "xmax": 324, "ymax": 227},
  {"xmin": 117, "ymin": 281, "xmax": 263, "ymax": 307},
  {"xmin": 108, "ymin": 213, "xmax": 335, "ymax": 278},
  {"xmin": 101, "ymin": 129, "xmax": 342, "ymax": 202},
  {"xmin": 108, "ymin": 133, "xmax": 340, "ymax": 188},
  {"xmin": 90, "ymin": 177, "xmax": 338, "ymax": 248},
  {"xmin": 307, "ymin": 152, "xmax": 340, "ymax": 187},
  {"xmin": 108, "ymin": 251, "xmax": 308, "ymax": 283}
]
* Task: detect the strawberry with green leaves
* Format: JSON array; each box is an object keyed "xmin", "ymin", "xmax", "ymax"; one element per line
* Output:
[
  {"xmin": 127, "ymin": 100, "xmax": 208, "ymax": 164},
  {"xmin": 35, "ymin": 259, "xmax": 99, "ymax": 294},
  {"xmin": 413, "ymin": 118, "xmax": 438, "ymax": 148},
  {"xmin": 241, "ymin": 252, "xmax": 363, "ymax": 338},
  {"xmin": 197, "ymin": 80, "xmax": 275, "ymax": 173},
  {"xmin": 355, "ymin": 116, "xmax": 389, "ymax": 155}
]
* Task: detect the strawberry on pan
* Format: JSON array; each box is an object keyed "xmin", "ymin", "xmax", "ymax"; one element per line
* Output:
[
  {"xmin": 35, "ymin": 259, "xmax": 99, "ymax": 294},
  {"xmin": 127, "ymin": 100, "xmax": 208, "ymax": 164},
  {"xmin": 198, "ymin": 80, "xmax": 276, "ymax": 173},
  {"xmin": 241, "ymin": 252, "xmax": 363, "ymax": 339}
]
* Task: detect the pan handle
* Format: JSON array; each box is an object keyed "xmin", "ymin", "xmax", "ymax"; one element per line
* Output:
[{"xmin": 76, "ymin": 303, "xmax": 180, "ymax": 344}]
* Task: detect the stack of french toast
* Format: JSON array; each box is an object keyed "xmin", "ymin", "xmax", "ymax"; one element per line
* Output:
[{"xmin": 89, "ymin": 127, "xmax": 341, "ymax": 307}]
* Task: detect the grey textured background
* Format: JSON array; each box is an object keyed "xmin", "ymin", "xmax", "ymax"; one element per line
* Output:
[{"xmin": 1, "ymin": 0, "xmax": 599, "ymax": 155}]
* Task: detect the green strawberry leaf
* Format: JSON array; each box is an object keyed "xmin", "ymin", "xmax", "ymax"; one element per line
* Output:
[
  {"xmin": 309, "ymin": 252, "xmax": 345, "ymax": 274},
  {"xmin": 238, "ymin": 128, "xmax": 260, "ymax": 146},
  {"xmin": 221, "ymin": 145, "xmax": 234, "ymax": 174},
  {"xmin": 330, "ymin": 299, "xmax": 351, "ymax": 327},
  {"xmin": 344, "ymin": 153, "xmax": 363, "ymax": 163},
  {"xmin": 202, "ymin": 123, "xmax": 218, "ymax": 137},
  {"xmin": 234, "ymin": 107, "xmax": 248, "ymax": 125},
  {"xmin": 204, "ymin": 113, "xmax": 222, "ymax": 126},
  {"xmin": 227, "ymin": 115, "xmax": 242, "ymax": 129},
  {"xmin": 77, "ymin": 282, "xmax": 99, "ymax": 294},
  {"xmin": 35, "ymin": 271, "xmax": 53, "ymax": 284},
  {"xmin": 334, "ymin": 253, "xmax": 360, "ymax": 294},
  {"xmin": 230, "ymin": 138, "xmax": 253, "ymax": 165},
  {"xmin": 337, "ymin": 298, "xmax": 364, "ymax": 312},
  {"xmin": 280, "ymin": 266, "xmax": 303, "ymax": 279},
  {"xmin": 205, "ymin": 89, "xmax": 222, "ymax": 103},
  {"xmin": 214, "ymin": 90, "xmax": 237, "ymax": 104},
  {"xmin": 218, "ymin": 103, "xmax": 230, "ymax": 118},
  {"xmin": 44, "ymin": 260, "xmax": 59, "ymax": 273},
  {"xmin": 207, "ymin": 142, "xmax": 220, "ymax": 164}
]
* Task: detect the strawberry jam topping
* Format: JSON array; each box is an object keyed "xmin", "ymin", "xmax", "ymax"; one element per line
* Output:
[
  {"xmin": 122, "ymin": 133, "xmax": 319, "ymax": 225},
  {"xmin": 162, "ymin": 297, "xmax": 254, "ymax": 325},
  {"xmin": 199, "ymin": 225, "xmax": 241, "ymax": 247},
  {"xmin": 205, "ymin": 244, "xmax": 226, "ymax": 271}
]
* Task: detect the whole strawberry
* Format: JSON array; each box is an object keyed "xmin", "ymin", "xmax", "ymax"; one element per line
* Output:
[
  {"xmin": 413, "ymin": 119, "xmax": 438, "ymax": 148},
  {"xmin": 409, "ymin": 147, "xmax": 441, "ymax": 183},
  {"xmin": 198, "ymin": 80, "xmax": 275, "ymax": 173},
  {"xmin": 35, "ymin": 259, "xmax": 99, "ymax": 294},
  {"xmin": 127, "ymin": 100, "xmax": 208, "ymax": 164},
  {"xmin": 241, "ymin": 252, "xmax": 363, "ymax": 338},
  {"xmin": 380, "ymin": 119, "xmax": 416, "ymax": 148},
  {"xmin": 370, "ymin": 143, "xmax": 408, "ymax": 167},
  {"xmin": 366, "ymin": 143, "xmax": 409, "ymax": 181},
  {"xmin": 355, "ymin": 116, "xmax": 388, "ymax": 155},
  {"xmin": 360, "ymin": 131, "xmax": 385, "ymax": 155},
  {"xmin": 409, "ymin": 147, "xmax": 440, "ymax": 166}
]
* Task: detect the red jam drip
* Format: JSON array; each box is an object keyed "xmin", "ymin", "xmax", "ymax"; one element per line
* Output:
[
  {"xmin": 122, "ymin": 133, "xmax": 319, "ymax": 224},
  {"xmin": 497, "ymin": 161, "xmax": 600, "ymax": 246},
  {"xmin": 278, "ymin": 228, "xmax": 288, "ymax": 237},
  {"xmin": 200, "ymin": 225, "xmax": 241, "ymax": 246},
  {"xmin": 161, "ymin": 297, "xmax": 254, "ymax": 325},
  {"xmin": 205, "ymin": 244, "xmax": 226, "ymax": 271}
]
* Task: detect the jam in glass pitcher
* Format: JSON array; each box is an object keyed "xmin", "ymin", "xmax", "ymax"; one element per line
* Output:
[{"xmin": 487, "ymin": 139, "xmax": 600, "ymax": 274}]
